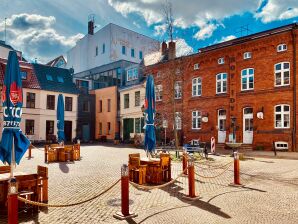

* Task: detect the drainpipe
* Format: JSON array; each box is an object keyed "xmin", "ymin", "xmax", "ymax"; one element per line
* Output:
[{"xmin": 292, "ymin": 27, "xmax": 297, "ymax": 151}]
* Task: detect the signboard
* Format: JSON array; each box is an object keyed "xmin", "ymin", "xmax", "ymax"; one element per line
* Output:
[{"xmin": 162, "ymin": 120, "xmax": 168, "ymax": 128}]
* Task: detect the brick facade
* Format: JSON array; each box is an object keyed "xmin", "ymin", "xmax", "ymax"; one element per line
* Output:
[{"xmin": 145, "ymin": 23, "xmax": 298, "ymax": 151}]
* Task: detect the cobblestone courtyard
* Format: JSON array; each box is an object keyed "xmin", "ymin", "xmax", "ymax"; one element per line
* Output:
[{"xmin": 1, "ymin": 144, "xmax": 297, "ymax": 224}]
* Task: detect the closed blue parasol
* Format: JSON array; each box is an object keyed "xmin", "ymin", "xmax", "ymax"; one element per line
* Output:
[
  {"xmin": 57, "ymin": 94, "xmax": 65, "ymax": 143},
  {"xmin": 144, "ymin": 75, "xmax": 156, "ymax": 154},
  {"xmin": 0, "ymin": 51, "xmax": 30, "ymax": 165}
]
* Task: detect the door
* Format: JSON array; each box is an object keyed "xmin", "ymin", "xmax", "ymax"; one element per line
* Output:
[
  {"xmin": 243, "ymin": 108, "xmax": 253, "ymax": 144},
  {"xmin": 46, "ymin": 120, "xmax": 54, "ymax": 141},
  {"xmin": 218, "ymin": 109, "xmax": 226, "ymax": 143},
  {"xmin": 123, "ymin": 118, "xmax": 134, "ymax": 141},
  {"xmin": 64, "ymin": 121, "xmax": 72, "ymax": 142},
  {"xmin": 82, "ymin": 124, "xmax": 90, "ymax": 142}
]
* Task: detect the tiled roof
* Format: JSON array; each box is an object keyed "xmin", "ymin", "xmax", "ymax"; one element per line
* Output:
[
  {"xmin": 32, "ymin": 63, "xmax": 79, "ymax": 94},
  {"xmin": 0, "ymin": 59, "xmax": 41, "ymax": 89}
]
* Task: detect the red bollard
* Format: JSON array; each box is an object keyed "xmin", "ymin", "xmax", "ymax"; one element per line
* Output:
[
  {"xmin": 114, "ymin": 164, "xmax": 137, "ymax": 220},
  {"xmin": 8, "ymin": 178, "xmax": 18, "ymax": 224},
  {"xmin": 229, "ymin": 151, "xmax": 243, "ymax": 187},
  {"xmin": 182, "ymin": 153, "xmax": 188, "ymax": 175},
  {"xmin": 183, "ymin": 158, "xmax": 200, "ymax": 200}
]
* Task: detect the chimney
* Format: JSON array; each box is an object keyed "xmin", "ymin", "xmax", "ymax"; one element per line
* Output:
[
  {"xmin": 88, "ymin": 15, "xmax": 95, "ymax": 35},
  {"xmin": 168, "ymin": 41, "xmax": 176, "ymax": 60},
  {"xmin": 161, "ymin": 41, "xmax": 167, "ymax": 56}
]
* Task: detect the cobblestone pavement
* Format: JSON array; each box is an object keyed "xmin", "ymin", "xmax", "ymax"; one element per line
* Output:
[{"xmin": 0, "ymin": 144, "xmax": 297, "ymax": 224}]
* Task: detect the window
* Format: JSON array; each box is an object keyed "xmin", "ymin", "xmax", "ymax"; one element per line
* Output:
[
  {"xmin": 194, "ymin": 63, "xmax": 199, "ymax": 70},
  {"xmin": 107, "ymin": 122, "xmax": 111, "ymax": 135},
  {"xmin": 57, "ymin": 76, "xmax": 64, "ymax": 83},
  {"xmin": 192, "ymin": 111, "xmax": 201, "ymax": 129},
  {"xmin": 155, "ymin": 85, "xmax": 163, "ymax": 101},
  {"xmin": 131, "ymin": 48, "xmax": 135, "ymax": 57},
  {"xmin": 21, "ymin": 71, "xmax": 27, "ymax": 80},
  {"xmin": 216, "ymin": 73, "xmax": 227, "ymax": 94},
  {"xmin": 99, "ymin": 100, "xmax": 102, "ymax": 113},
  {"xmin": 243, "ymin": 52, "xmax": 252, "ymax": 60},
  {"xmin": 47, "ymin": 95, "xmax": 55, "ymax": 110},
  {"xmin": 99, "ymin": 122, "xmax": 102, "ymax": 135},
  {"xmin": 157, "ymin": 72, "xmax": 161, "ymax": 78},
  {"xmin": 241, "ymin": 68, "xmax": 254, "ymax": 91},
  {"xmin": 218, "ymin": 57, "xmax": 224, "ymax": 64},
  {"xmin": 135, "ymin": 91, "xmax": 140, "ymax": 107},
  {"xmin": 46, "ymin": 74, "xmax": 53, "ymax": 81},
  {"xmin": 95, "ymin": 46, "xmax": 98, "ymax": 56},
  {"xmin": 192, "ymin": 77, "xmax": 202, "ymax": 97},
  {"xmin": 127, "ymin": 68, "xmax": 138, "ymax": 81},
  {"xmin": 139, "ymin": 51, "xmax": 143, "ymax": 60},
  {"xmin": 275, "ymin": 104, "xmax": 290, "ymax": 128},
  {"xmin": 275, "ymin": 62, "xmax": 290, "ymax": 86},
  {"xmin": 46, "ymin": 120, "xmax": 54, "ymax": 135},
  {"xmin": 25, "ymin": 120, "xmax": 34, "ymax": 135},
  {"xmin": 122, "ymin": 45, "xmax": 126, "ymax": 55},
  {"xmin": 26, "ymin": 92, "xmax": 35, "ymax": 108},
  {"xmin": 65, "ymin": 97, "xmax": 72, "ymax": 111},
  {"xmin": 174, "ymin": 81, "xmax": 182, "ymax": 99},
  {"xmin": 102, "ymin": 43, "xmax": 105, "ymax": 54},
  {"xmin": 277, "ymin": 44, "xmax": 287, "ymax": 52},
  {"xmin": 135, "ymin": 118, "xmax": 141, "ymax": 133},
  {"xmin": 107, "ymin": 99, "xmax": 111, "ymax": 112},
  {"xmin": 124, "ymin": 94, "xmax": 129, "ymax": 109},
  {"xmin": 83, "ymin": 101, "xmax": 90, "ymax": 112},
  {"xmin": 175, "ymin": 112, "xmax": 182, "ymax": 130}
]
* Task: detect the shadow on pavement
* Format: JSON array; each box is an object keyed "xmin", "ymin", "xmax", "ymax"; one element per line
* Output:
[{"xmin": 59, "ymin": 162, "xmax": 69, "ymax": 173}]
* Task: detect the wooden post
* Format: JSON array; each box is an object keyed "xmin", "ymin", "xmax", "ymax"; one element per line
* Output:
[
  {"xmin": 45, "ymin": 145, "xmax": 48, "ymax": 163},
  {"xmin": 183, "ymin": 153, "xmax": 188, "ymax": 175},
  {"xmin": 188, "ymin": 158, "xmax": 195, "ymax": 198},
  {"xmin": 28, "ymin": 144, "xmax": 32, "ymax": 159}
]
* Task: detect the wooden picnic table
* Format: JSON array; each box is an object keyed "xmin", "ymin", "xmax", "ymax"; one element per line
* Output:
[{"xmin": 45, "ymin": 144, "xmax": 80, "ymax": 163}]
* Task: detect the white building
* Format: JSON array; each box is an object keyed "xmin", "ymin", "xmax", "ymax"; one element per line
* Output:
[
  {"xmin": 67, "ymin": 22, "xmax": 160, "ymax": 74},
  {"xmin": 0, "ymin": 40, "xmax": 22, "ymax": 60},
  {"xmin": 0, "ymin": 59, "xmax": 79, "ymax": 143}
]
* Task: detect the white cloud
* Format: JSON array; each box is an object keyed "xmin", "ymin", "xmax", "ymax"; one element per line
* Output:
[
  {"xmin": 154, "ymin": 24, "xmax": 167, "ymax": 36},
  {"xmin": 194, "ymin": 23, "xmax": 218, "ymax": 40},
  {"xmin": 0, "ymin": 13, "xmax": 83, "ymax": 63},
  {"xmin": 213, "ymin": 35, "xmax": 236, "ymax": 44},
  {"xmin": 175, "ymin": 38, "xmax": 193, "ymax": 56},
  {"xmin": 255, "ymin": 0, "xmax": 298, "ymax": 23}
]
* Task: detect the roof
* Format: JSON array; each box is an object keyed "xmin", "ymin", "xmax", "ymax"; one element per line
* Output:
[
  {"xmin": 0, "ymin": 40, "xmax": 14, "ymax": 50},
  {"xmin": 46, "ymin": 55, "xmax": 66, "ymax": 67},
  {"xmin": 32, "ymin": 63, "xmax": 79, "ymax": 94},
  {"xmin": 0, "ymin": 58, "xmax": 40, "ymax": 89}
]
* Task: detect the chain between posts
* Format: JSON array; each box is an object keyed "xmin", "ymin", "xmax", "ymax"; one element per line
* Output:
[
  {"xmin": 17, "ymin": 179, "xmax": 120, "ymax": 208},
  {"xmin": 194, "ymin": 162, "xmax": 233, "ymax": 179}
]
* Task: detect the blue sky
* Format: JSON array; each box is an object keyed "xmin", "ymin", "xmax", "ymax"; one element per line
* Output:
[{"xmin": 0, "ymin": 0, "xmax": 298, "ymax": 63}]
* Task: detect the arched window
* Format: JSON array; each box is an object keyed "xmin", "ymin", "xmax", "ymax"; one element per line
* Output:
[
  {"xmin": 241, "ymin": 68, "xmax": 254, "ymax": 91},
  {"xmin": 216, "ymin": 73, "xmax": 227, "ymax": 94},
  {"xmin": 275, "ymin": 62, "xmax": 290, "ymax": 86},
  {"xmin": 275, "ymin": 104, "xmax": 290, "ymax": 128}
]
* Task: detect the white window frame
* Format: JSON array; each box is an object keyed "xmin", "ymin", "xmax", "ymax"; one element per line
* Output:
[
  {"xmin": 275, "ymin": 62, "xmax": 290, "ymax": 87},
  {"xmin": 192, "ymin": 77, "xmax": 202, "ymax": 97},
  {"xmin": 174, "ymin": 81, "xmax": 182, "ymax": 99},
  {"xmin": 194, "ymin": 63, "xmax": 199, "ymax": 70},
  {"xmin": 192, "ymin": 111, "xmax": 201, "ymax": 130},
  {"xmin": 175, "ymin": 112, "xmax": 182, "ymax": 130},
  {"xmin": 155, "ymin": 85, "xmax": 163, "ymax": 101},
  {"xmin": 277, "ymin": 44, "xmax": 287, "ymax": 52},
  {"xmin": 241, "ymin": 68, "xmax": 254, "ymax": 91},
  {"xmin": 216, "ymin": 73, "xmax": 227, "ymax": 94},
  {"xmin": 218, "ymin": 57, "xmax": 224, "ymax": 65},
  {"xmin": 275, "ymin": 104, "xmax": 290, "ymax": 129},
  {"xmin": 243, "ymin": 52, "xmax": 252, "ymax": 60},
  {"xmin": 127, "ymin": 68, "xmax": 138, "ymax": 81}
]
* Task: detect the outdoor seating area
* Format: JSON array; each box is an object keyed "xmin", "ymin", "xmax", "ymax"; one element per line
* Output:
[
  {"xmin": 128, "ymin": 153, "xmax": 171, "ymax": 185},
  {"xmin": 45, "ymin": 144, "xmax": 81, "ymax": 163},
  {"xmin": 0, "ymin": 165, "xmax": 48, "ymax": 213}
]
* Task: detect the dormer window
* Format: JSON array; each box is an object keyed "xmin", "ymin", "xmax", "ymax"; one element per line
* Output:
[
  {"xmin": 218, "ymin": 58, "xmax": 224, "ymax": 65},
  {"xmin": 244, "ymin": 52, "xmax": 252, "ymax": 60},
  {"xmin": 277, "ymin": 44, "xmax": 287, "ymax": 52},
  {"xmin": 57, "ymin": 76, "xmax": 64, "ymax": 83},
  {"xmin": 127, "ymin": 68, "xmax": 138, "ymax": 81},
  {"xmin": 194, "ymin": 63, "xmax": 199, "ymax": 70},
  {"xmin": 46, "ymin": 74, "xmax": 53, "ymax": 81},
  {"xmin": 21, "ymin": 71, "xmax": 27, "ymax": 80}
]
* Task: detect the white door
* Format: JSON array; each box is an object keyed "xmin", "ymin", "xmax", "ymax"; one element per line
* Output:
[
  {"xmin": 218, "ymin": 109, "xmax": 226, "ymax": 143},
  {"xmin": 243, "ymin": 108, "xmax": 253, "ymax": 144}
]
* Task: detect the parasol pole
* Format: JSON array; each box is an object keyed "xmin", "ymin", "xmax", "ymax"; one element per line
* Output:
[{"xmin": 10, "ymin": 136, "xmax": 15, "ymax": 178}]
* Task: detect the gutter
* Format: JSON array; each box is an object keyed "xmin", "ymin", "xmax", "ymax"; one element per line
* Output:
[{"xmin": 292, "ymin": 28, "xmax": 297, "ymax": 151}]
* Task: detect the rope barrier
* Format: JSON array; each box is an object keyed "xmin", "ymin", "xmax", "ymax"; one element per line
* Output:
[
  {"xmin": 17, "ymin": 179, "xmax": 120, "ymax": 208},
  {"xmin": 30, "ymin": 144, "xmax": 45, "ymax": 151},
  {"xmin": 130, "ymin": 167, "xmax": 188, "ymax": 190},
  {"xmin": 195, "ymin": 161, "xmax": 233, "ymax": 170},
  {"xmin": 194, "ymin": 162, "xmax": 233, "ymax": 179}
]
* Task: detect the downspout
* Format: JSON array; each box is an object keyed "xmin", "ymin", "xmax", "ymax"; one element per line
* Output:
[{"xmin": 292, "ymin": 27, "xmax": 297, "ymax": 151}]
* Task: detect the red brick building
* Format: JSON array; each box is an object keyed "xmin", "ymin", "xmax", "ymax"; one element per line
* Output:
[{"xmin": 145, "ymin": 23, "xmax": 298, "ymax": 151}]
